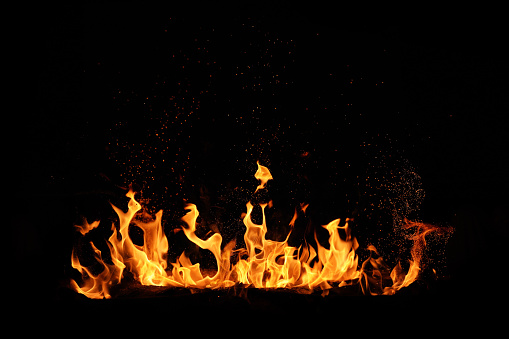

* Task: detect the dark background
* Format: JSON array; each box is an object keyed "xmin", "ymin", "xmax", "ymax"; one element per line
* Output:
[{"xmin": 11, "ymin": 4, "xmax": 508, "ymax": 299}]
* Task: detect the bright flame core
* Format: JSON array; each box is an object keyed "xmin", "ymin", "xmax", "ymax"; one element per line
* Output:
[{"xmin": 70, "ymin": 162, "xmax": 445, "ymax": 299}]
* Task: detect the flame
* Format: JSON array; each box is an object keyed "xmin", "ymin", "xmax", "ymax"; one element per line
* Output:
[
  {"xmin": 382, "ymin": 219, "xmax": 452, "ymax": 295},
  {"xmin": 74, "ymin": 219, "xmax": 100, "ymax": 236},
  {"xmin": 70, "ymin": 162, "xmax": 445, "ymax": 298},
  {"xmin": 254, "ymin": 160, "xmax": 273, "ymax": 193}
]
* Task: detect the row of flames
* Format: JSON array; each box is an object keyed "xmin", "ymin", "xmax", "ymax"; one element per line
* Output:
[{"xmin": 71, "ymin": 162, "xmax": 442, "ymax": 299}]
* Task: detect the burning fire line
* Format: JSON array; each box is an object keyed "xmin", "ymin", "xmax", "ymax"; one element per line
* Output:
[{"xmin": 70, "ymin": 161, "xmax": 447, "ymax": 299}]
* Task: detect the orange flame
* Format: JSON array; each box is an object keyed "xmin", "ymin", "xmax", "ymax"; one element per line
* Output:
[
  {"xmin": 70, "ymin": 162, "xmax": 445, "ymax": 298},
  {"xmin": 382, "ymin": 219, "xmax": 452, "ymax": 295},
  {"xmin": 254, "ymin": 160, "xmax": 273, "ymax": 193}
]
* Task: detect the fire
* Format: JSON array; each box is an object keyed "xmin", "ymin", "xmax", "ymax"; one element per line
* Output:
[
  {"xmin": 254, "ymin": 160, "xmax": 273, "ymax": 192},
  {"xmin": 70, "ymin": 162, "xmax": 447, "ymax": 299}
]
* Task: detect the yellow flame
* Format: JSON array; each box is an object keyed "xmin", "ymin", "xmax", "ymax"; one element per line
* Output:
[
  {"xmin": 70, "ymin": 162, "xmax": 438, "ymax": 298},
  {"xmin": 254, "ymin": 160, "xmax": 273, "ymax": 192}
]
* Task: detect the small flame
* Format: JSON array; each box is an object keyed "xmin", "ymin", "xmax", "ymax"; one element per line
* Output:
[
  {"xmin": 74, "ymin": 219, "xmax": 100, "ymax": 236},
  {"xmin": 382, "ymin": 219, "xmax": 452, "ymax": 295},
  {"xmin": 254, "ymin": 160, "xmax": 273, "ymax": 193},
  {"xmin": 70, "ymin": 162, "xmax": 446, "ymax": 298}
]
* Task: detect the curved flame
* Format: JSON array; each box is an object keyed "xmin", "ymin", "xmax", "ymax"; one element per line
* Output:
[
  {"xmin": 254, "ymin": 160, "xmax": 273, "ymax": 193},
  {"xmin": 70, "ymin": 162, "xmax": 446, "ymax": 298}
]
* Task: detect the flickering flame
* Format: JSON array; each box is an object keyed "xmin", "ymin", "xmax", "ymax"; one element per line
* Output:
[
  {"xmin": 254, "ymin": 160, "xmax": 273, "ymax": 193},
  {"xmin": 382, "ymin": 219, "xmax": 452, "ymax": 295},
  {"xmin": 70, "ymin": 162, "xmax": 445, "ymax": 299},
  {"xmin": 74, "ymin": 219, "xmax": 100, "ymax": 236}
]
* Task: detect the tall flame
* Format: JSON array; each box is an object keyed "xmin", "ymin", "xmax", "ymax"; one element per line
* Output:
[{"xmin": 70, "ymin": 162, "xmax": 444, "ymax": 298}]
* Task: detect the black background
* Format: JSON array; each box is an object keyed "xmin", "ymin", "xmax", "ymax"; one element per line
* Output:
[{"xmin": 10, "ymin": 4, "xmax": 508, "ymax": 302}]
